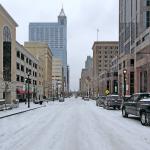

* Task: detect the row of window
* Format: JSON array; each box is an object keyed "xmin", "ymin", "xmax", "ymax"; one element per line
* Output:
[
  {"xmin": 16, "ymin": 75, "xmax": 37, "ymax": 85},
  {"xmin": 99, "ymin": 72, "xmax": 118, "ymax": 78},
  {"xmin": 17, "ymin": 51, "xmax": 37, "ymax": 69},
  {"xmin": 96, "ymin": 46, "xmax": 118, "ymax": 50},
  {"xmin": 97, "ymin": 51, "xmax": 118, "ymax": 54},
  {"xmin": 16, "ymin": 63, "xmax": 37, "ymax": 77},
  {"xmin": 119, "ymin": 59, "xmax": 134, "ymax": 70},
  {"xmin": 146, "ymin": 0, "xmax": 150, "ymax": 6},
  {"xmin": 98, "ymin": 55, "xmax": 114, "ymax": 58}
]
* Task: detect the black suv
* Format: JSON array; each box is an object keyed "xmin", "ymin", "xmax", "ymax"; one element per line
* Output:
[
  {"xmin": 104, "ymin": 95, "xmax": 122, "ymax": 110},
  {"xmin": 122, "ymin": 93, "xmax": 150, "ymax": 126}
]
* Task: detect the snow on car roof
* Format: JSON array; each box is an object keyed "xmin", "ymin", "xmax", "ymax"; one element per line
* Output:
[{"xmin": 140, "ymin": 98, "xmax": 150, "ymax": 101}]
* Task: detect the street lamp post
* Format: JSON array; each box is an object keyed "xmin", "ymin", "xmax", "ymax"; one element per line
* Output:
[
  {"xmin": 52, "ymin": 84, "xmax": 54, "ymax": 101},
  {"xmin": 24, "ymin": 79, "xmax": 27, "ymax": 104},
  {"xmin": 56, "ymin": 80, "xmax": 58, "ymax": 100},
  {"xmin": 123, "ymin": 69, "xmax": 127, "ymax": 97},
  {"xmin": 27, "ymin": 72, "xmax": 31, "ymax": 108}
]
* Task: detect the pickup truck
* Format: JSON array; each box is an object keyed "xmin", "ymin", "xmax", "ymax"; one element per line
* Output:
[{"xmin": 122, "ymin": 93, "xmax": 150, "ymax": 126}]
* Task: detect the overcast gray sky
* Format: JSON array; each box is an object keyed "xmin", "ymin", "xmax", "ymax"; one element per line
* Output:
[{"xmin": 1, "ymin": 0, "xmax": 119, "ymax": 91}]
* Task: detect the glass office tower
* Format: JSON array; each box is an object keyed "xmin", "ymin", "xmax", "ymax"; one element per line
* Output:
[{"xmin": 29, "ymin": 8, "xmax": 68, "ymax": 90}]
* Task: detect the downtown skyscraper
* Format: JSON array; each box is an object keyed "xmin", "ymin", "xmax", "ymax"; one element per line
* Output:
[
  {"xmin": 119, "ymin": 0, "xmax": 150, "ymax": 95},
  {"xmin": 29, "ymin": 8, "xmax": 68, "ymax": 91}
]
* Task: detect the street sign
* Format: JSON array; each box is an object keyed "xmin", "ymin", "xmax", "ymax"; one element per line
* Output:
[{"xmin": 105, "ymin": 90, "xmax": 110, "ymax": 95}]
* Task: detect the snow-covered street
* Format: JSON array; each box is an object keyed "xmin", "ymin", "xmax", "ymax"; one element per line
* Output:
[{"xmin": 0, "ymin": 97, "xmax": 150, "ymax": 150}]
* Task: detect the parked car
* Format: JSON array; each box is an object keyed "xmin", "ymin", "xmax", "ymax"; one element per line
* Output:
[
  {"xmin": 103, "ymin": 95, "xmax": 122, "ymax": 110},
  {"xmin": 96, "ymin": 96, "xmax": 106, "ymax": 107},
  {"xmin": 122, "ymin": 93, "xmax": 150, "ymax": 126},
  {"xmin": 84, "ymin": 96, "xmax": 89, "ymax": 101},
  {"xmin": 120, "ymin": 95, "xmax": 131, "ymax": 109},
  {"xmin": 92, "ymin": 97, "xmax": 99, "ymax": 100},
  {"xmin": 59, "ymin": 97, "xmax": 64, "ymax": 102},
  {"xmin": 33, "ymin": 99, "xmax": 40, "ymax": 104}
]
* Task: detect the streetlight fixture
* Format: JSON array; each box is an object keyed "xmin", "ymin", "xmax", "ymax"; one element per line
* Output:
[
  {"xmin": 24, "ymin": 78, "xmax": 27, "ymax": 104},
  {"xmin": 27, "ymin": 72, "xmax": 31, "ymax": 108},
  {"xmin": 123, "ymin": 69, "xmax": 127, "ymax": 97},
  {"xmin": 52, "ymin": 84, "xmax": 54, "ymax": 101}
]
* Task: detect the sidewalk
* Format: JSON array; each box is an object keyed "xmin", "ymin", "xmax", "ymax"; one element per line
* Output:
[{"xmin": 0, "ymin": 102, "xmax": 46, "ymax": 119}]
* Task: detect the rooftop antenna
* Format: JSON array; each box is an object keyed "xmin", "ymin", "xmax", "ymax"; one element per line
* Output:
[
  {"xmin": 97, "ymin": 28, "xmax": 99, "ymax": 41},
  {"xmin": 62, "ymin": 1, "xmax": 63, "ymax": 10}
]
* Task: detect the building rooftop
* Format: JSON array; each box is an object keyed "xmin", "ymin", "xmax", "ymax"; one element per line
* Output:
[{"xmin": 59, "ymin": 8, "xmax": 66, "ymax": 17}]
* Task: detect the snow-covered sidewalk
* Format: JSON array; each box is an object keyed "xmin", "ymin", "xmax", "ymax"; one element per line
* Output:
[{"xmin": 0, "ymin": 102, "xmax": 46, "ymax": 119}]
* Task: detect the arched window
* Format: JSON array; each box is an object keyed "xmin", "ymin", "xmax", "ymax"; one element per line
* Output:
[
  {"xmin": 3, "ymin": 26, "xmax": 11, "ymax": 42},
  {"xmin": 3, "ymin": 26, "xmax": 11, "ymax": 81}
]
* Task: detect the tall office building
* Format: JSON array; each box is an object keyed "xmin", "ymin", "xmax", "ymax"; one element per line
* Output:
[
  {"xmin": 29, "ymin": 7, "xmax": 68, "ymax": 91},
  {"xmin": 92, "ymin": 41, "xmax": 118, "ymax": 95},
  {"xmin": 85, "ymin": 56, "xmax": 93, "ymax": 69},
  {"xmin": 119, "ymin": 0, "xmax": 150, "ymax": 95}
]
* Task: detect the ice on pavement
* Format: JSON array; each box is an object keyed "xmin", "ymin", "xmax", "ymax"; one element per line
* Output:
[{"xmin": 0, "ymin": 97, "xmax": 150, "ymax": 150}]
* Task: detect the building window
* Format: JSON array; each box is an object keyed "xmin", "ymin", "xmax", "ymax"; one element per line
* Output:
[
  {"xmin": 17, "ymin": 51, "xmax": 20, "ymax": 58},
  {"xmin": 146, "ymin": 11, "xmax": 150, "ymax": 28},
  {"xmin": 130, "ymin": 59, "xmax": 134, "ymax": 66},
  {"xmin": 35, "ymin": 72, "xmax": 37, "ymax": 77},
  {"xmin": 147, "ymin": 0, "xmax": 150, "ymax": 6},
  {"xmin": 130, "ymin": 72, "xmax": 134, "ymax": 95},
  {"xmin": 29, "ymin": 59, "xmax": 32, "ymax": 65},
  {"xmin": 114, "ymin": 72, "xmax": 118, "ymax": 77},
  {"xmin": 21, "ymin": 53, "xmax": 24, "ymax": 61},
  {"xmin": 26, "ymin": 68, "xmax": 28, "ymax": 73},
  {"xmin": 123, "ymin": 61, "xmax": 126, "ymax": 68},
  {"xmin": 119, "ymin": 63, "xmax": 122, "ymax": 70},
  {"xmin": 35, "ymin": 64, "xmax": 37, "ymax": 69},
  {"xmin": 29, "ymin": 69, "xmax": 31, "ymax": 74},
  {"xmin": 16, "ymin": 75, "xmax": 20, "ymax": 81},
  {"xmin": 17, "ymin": 63, "xmax": 20, "ymax": 70},
  {"xmin": 144, "ymin": 71, "xmax": 148, "ymax": 92},
  {"xmin": 140, "ymin": 72, "xmax": 143, "ymax": 92},
  {"xmin": 3, "ymin": 26, "xmax": 11, "ymax": 82},
  {"xmin": 26, "ymin": 58, "xmax": 29, "ymax": 63},
  {"xmin": 21, "ymin": 65, "xmax": 24, "ymax": 72},
  {"xmin": 29, "ymin": 79, "xmax": 32, "ymax": 84},
  {"xmin": 21, "ymin": 76, "xmax": 24, "ymax": 82}
]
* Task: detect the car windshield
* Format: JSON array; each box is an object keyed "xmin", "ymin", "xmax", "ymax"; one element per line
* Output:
[
  {"xmin": 140, "ymin": 94, "xmax": 150, "ymax": 99},
  {"xmin": 111, "ymin": 96, "xmax": 118, "ymax": 99}
]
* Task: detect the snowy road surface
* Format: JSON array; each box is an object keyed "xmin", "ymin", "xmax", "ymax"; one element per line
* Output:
[{"xmin": 0, "ymin": 97, "xmax": 150, "ymax": 150}]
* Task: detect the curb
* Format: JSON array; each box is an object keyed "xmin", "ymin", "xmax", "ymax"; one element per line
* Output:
[{"xmin": 0, "ymin": 105, "xmax": 46, "ymax": 119}]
